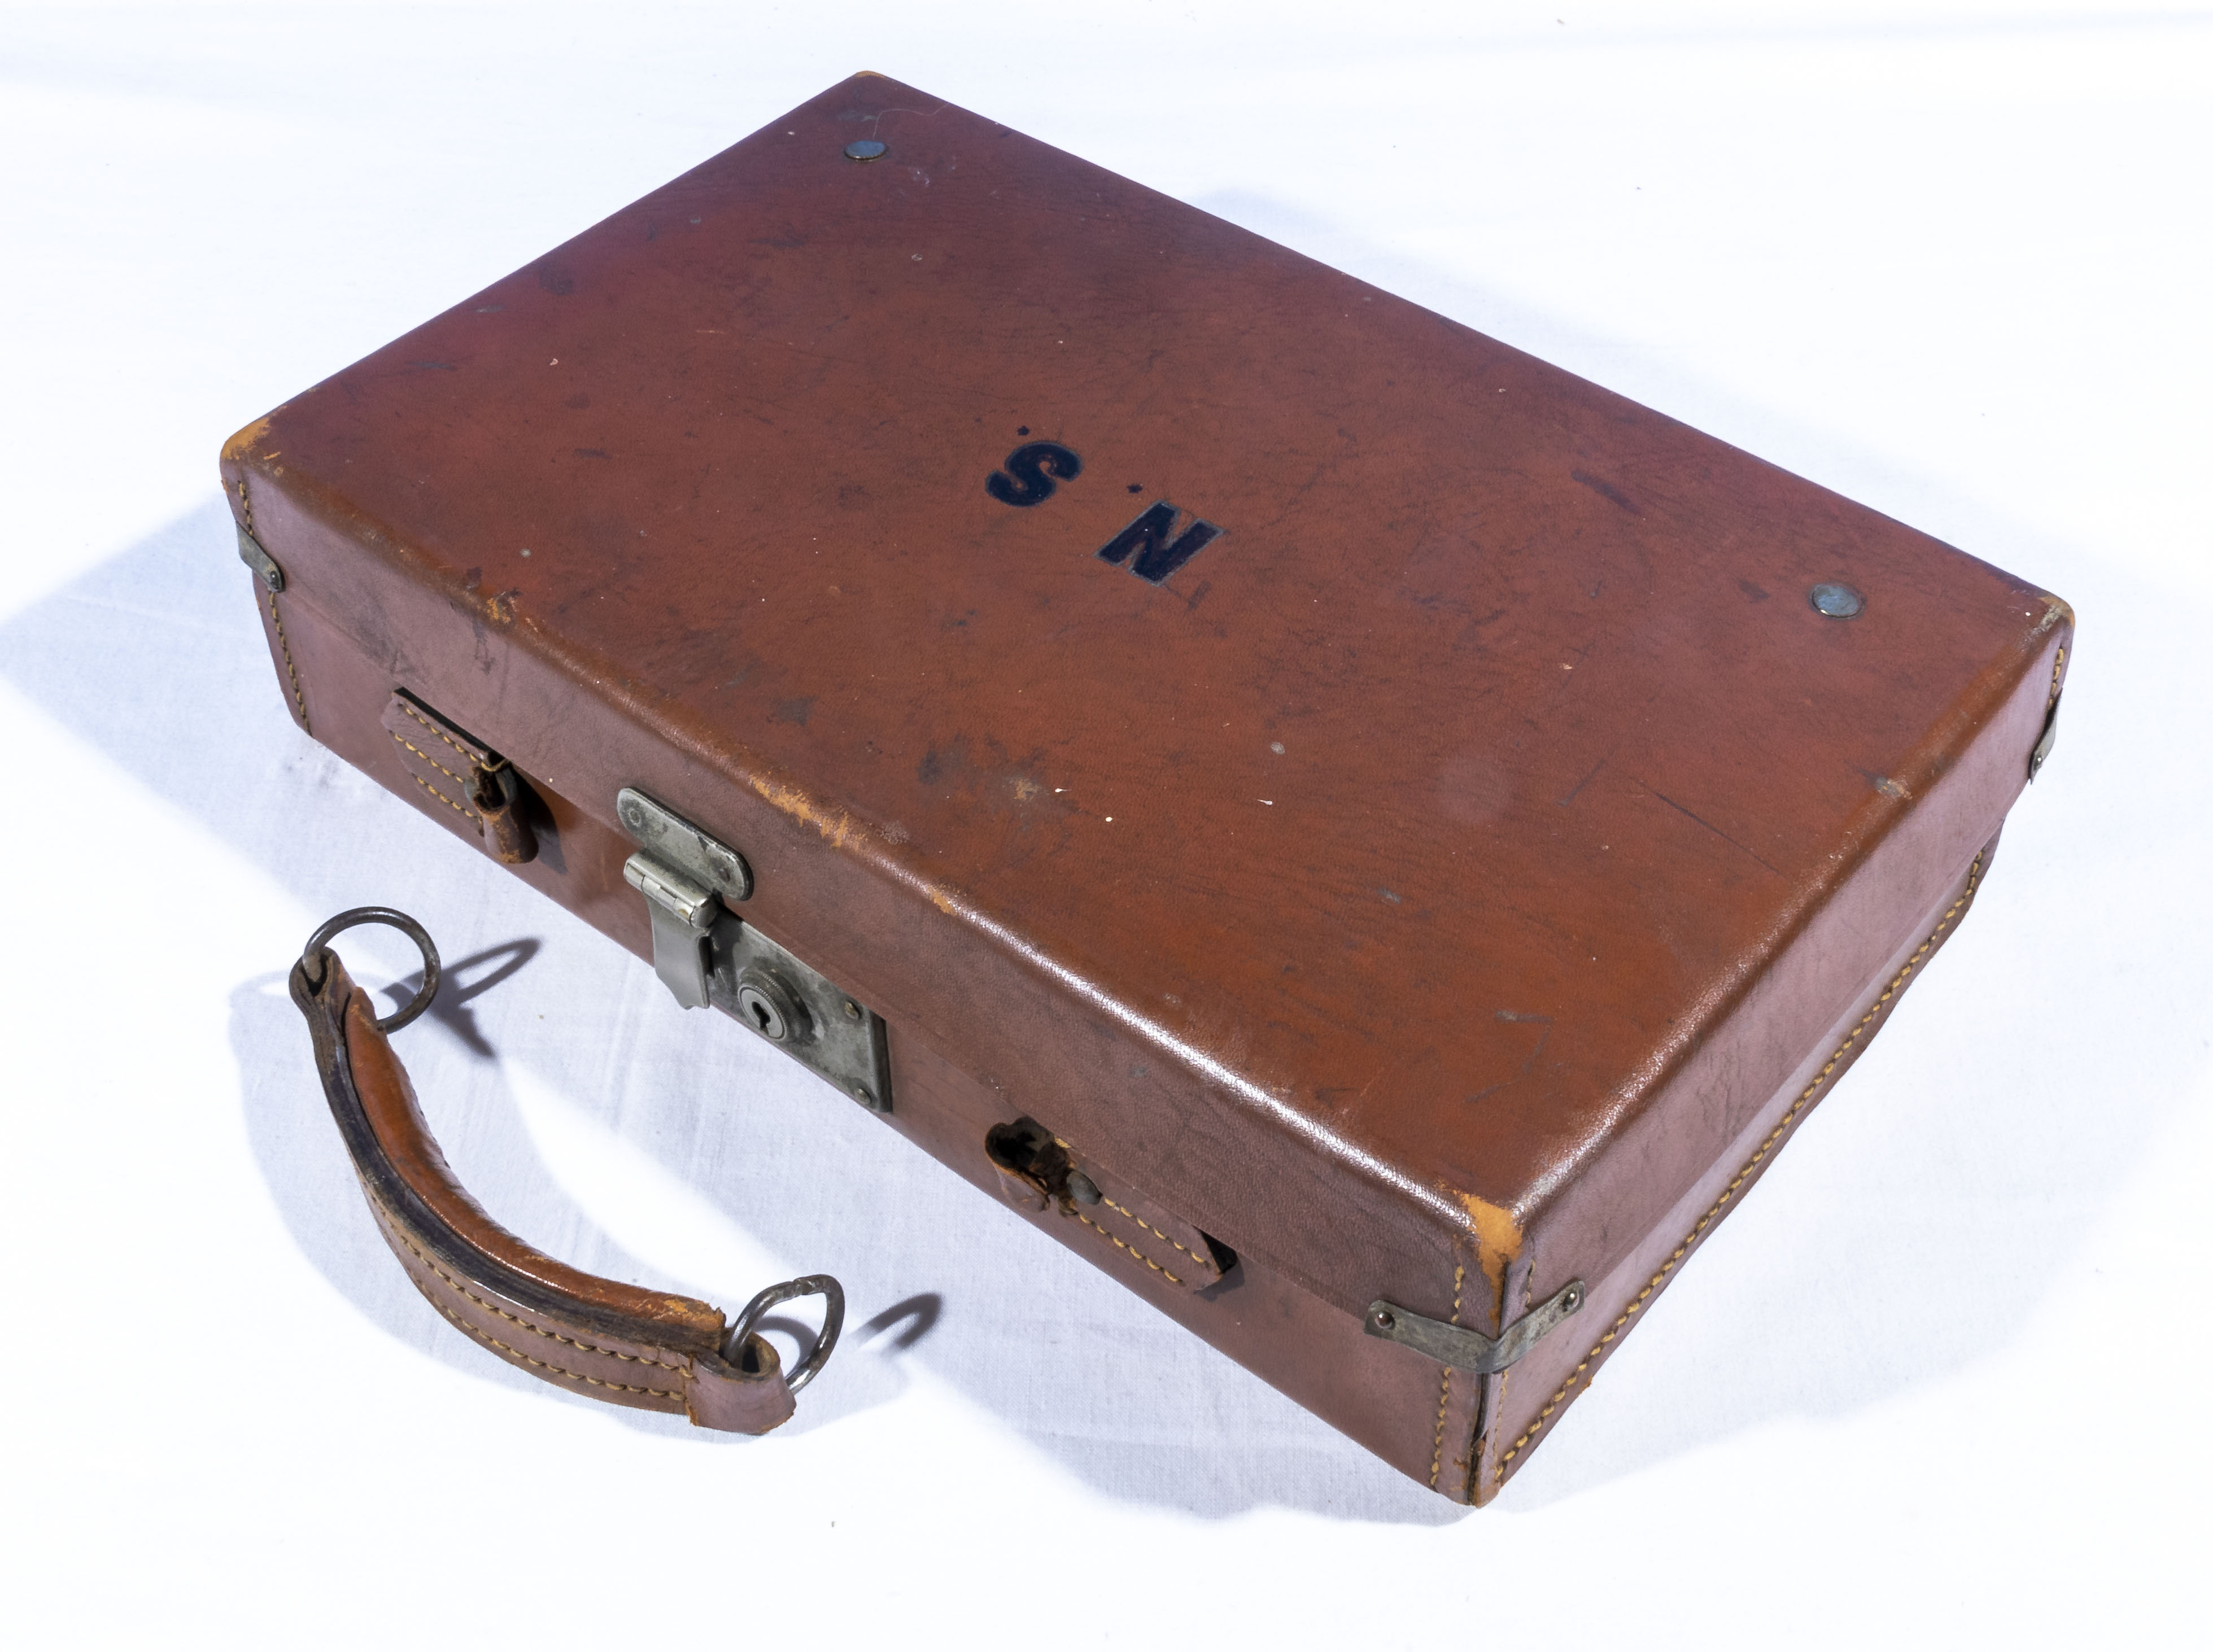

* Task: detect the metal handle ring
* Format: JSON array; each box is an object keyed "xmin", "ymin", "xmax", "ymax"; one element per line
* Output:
[
  {"xmin": 724, "ymin": 1273, "xmax": 845, "ymax": 1393},
  {"xmin": 302, "ymin": 907, "xmax": 442, "ymax": 1035}
]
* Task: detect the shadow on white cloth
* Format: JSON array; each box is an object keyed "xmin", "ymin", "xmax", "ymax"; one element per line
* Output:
[
  {"xmin": 5, "ymin": 487, "xmax": 2199, "ymax": 1518},
  {"xmin": 1, "ymin": 499, "xmax": 1465, "ymax": 1522}
]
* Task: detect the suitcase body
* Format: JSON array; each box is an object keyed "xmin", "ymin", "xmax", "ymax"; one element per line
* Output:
[{"xmin": 224, "ymin": 72, "xmax": 2070, "ymax": 1503}]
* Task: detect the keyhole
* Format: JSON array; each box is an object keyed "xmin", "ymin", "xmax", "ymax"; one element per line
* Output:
[{"xmin": 735, "ymin": 974, "xmax": 801, "ymax": 1043}]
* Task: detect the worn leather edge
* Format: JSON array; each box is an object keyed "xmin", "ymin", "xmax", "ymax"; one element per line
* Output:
[
  {"xmin": 1463, "ymin": 832, "xmax": 2000, "ymax": 1504},
  {"xmin": 290, "ymin": 951, "xmax": 796, "ymax": 1434}
]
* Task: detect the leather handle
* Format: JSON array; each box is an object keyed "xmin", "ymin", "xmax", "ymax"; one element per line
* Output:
[{"xmin": 290, "ymin": 910, "xmax": 841, "ymax": 1433}]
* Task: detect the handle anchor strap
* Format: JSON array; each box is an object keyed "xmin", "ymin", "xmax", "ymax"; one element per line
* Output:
[{"xmin": 290, "ymin": 906, "xmax": 842, "ymax": 1433}]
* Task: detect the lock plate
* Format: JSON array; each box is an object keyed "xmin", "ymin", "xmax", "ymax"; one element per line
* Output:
[
  {"xmin": 618, "ymin": 787, "xmax": 891, "ymax": 1113},
  {"xmin": 707, "ymin": 914, "xmax": 892, "ymax": 1113}
]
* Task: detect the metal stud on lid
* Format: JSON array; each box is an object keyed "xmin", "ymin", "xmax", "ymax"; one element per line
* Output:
[
  {"xmin": 1809, "ymin": 582, "xmax": 1866, "ymax": 618},
  {"xmin": 844, "ymin": 139, "xmax": 887, "ymax": 161}
]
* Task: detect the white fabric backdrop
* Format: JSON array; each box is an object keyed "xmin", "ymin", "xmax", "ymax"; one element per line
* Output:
[{"xmin": 2, "ymin": 2, "xmax": 2206, "ymax": 1644}]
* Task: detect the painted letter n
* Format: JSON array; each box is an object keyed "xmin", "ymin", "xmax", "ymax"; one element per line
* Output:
[{"xmin": 1097, "ymin": 501, "xmax": 1222, "ymax": 584}]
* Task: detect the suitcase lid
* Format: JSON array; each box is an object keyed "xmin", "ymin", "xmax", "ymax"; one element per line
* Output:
[{"xmin": 228, "ymin": 73, "xmax": 2068, "ymax": 1332}]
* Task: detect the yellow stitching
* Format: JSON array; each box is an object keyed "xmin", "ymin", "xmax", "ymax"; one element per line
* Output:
[
  {"xmin": 239, "ymin": 477, "xmax": 307, "ymax": 736},
  {"xmin": 1098, "ymin": 1196, "xmax": 1214, "ymax": 1271},
  {"xmin": 389, "ymin": 729, "xmax": 474, "ymax": 788},
  {"xmin": 2049, "ymin": 645, "xmax": 2067, "ymax": 710},
  {"xmin": 399, "ymin": 698, "xmax": 478, "ymax": 762},
  {"xmin": 408, "ymin": 770, "xmax": 482, "ymax": 824},
  {"xmin": 1490, "ymin": 852, "xmax": 1986, "ymax": 1487},
  {"xmin": 1075, "ymin": 1211, "xmax": 1184, "ymax": 1286},
  {"xmin": 265, "ymin": 587, "xmax": 310, "ymax": 733},
  {"xmin": 366, "ymin": 1191, "xmax": 688, "ymax": 1374},
  {"xmin": 1494, "ymin": 1366, "xmax": 1509, "ymax": 1478},
  {"xmin": 1428, "ymin": 1261, "xmax": 1465, "ymax": 1489},
  {"xmin": 428, "ymin": 1296, "xmax": 684, "ymax": 1400}
]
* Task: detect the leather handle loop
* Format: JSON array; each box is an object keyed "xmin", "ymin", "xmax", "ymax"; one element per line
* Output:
[{"xmin": 290, "ymin": 910, "xmax": 839, "ymax": 1434}]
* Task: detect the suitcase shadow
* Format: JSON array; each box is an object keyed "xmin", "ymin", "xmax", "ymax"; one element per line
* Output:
[
  {"xmin": 12, "ymin": 497, "xmax": 2199, "ymax": 1520},
  {"xmin": 209, "ymin": 877, "xmax": 1459, "ymax": 1518},
  {"xmin": 16, "ymin": 498, "xmax": 1451, "ymax": 1520}
]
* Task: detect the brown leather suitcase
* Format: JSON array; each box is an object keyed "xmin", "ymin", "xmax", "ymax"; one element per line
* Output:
[{"xmin": 232, "ymin": 71, "xmax": 2072, "ymax": 1503}]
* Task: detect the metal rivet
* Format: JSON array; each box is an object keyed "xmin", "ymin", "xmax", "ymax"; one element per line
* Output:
[
  {"xmin": 1563, "ymin": 1288, "xmax": 1581, "ymax": 1309},
  {"xmin": 843, "ymin": 139, "xmax": 887, "ymax": 161},
  {"xmin": 852, "ymin": 1084, "xmax": 875, "ymax": 1107},
  {"xmin": 1373, "ymin": 1309, "xmax": 1395, "ymax": 1330},
  {"xmin": 844, "ymin": 1000, "xmax": 862, "ymax": 1020},
  {"xmin": 1809, "ymin": 582, "xmax": 1865, "ymax": 619}
]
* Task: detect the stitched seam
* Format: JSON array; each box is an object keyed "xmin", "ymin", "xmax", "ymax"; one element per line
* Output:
[
  {"xmin": 264, "ymin": 587, "xmax": 310, "ymax": 733},
  {"xmin": 398, "ymin": 698, "xmax": 478, "ymax": 763},
  {"xmin": 1490, "ymin": 852, "xmax": 1985, "ymax": 1488},
  {"xmin": 408, "ymin": 770, "xmax": 483, "ymax": 824},
  {"xmin": 429, "ymin": 1296, "xmax": 684, "ymax": 1400},
  {"xmin": 389, "ymin": 729, "xmax": 474, "ymax": 789},
  {"xmin": 2049, "ymin": 644, "xmax": 2067, "ymax": 709},
  {"xmin": 1428, "ymin": 1262, "xmax": 1465, "ymax": 1489},
  {"xmin": 367, "ymin": 1192, "xmax": 688, "ymax": 1374},
  {"xmin": 1075, "ymin": 1210, "xmax": 1184, "ymax": 1286},
  {"xmin": 1098, "ymin": 1196, "xmax": 1213, "ymax": 1271},
  {"xmin": 1494, "ymin": 1367, "xmax": 1509, "ymax": 1480}
]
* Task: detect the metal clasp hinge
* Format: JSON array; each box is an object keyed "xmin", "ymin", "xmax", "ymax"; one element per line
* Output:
[
  {"xmin": 2028, "ymin": 693, "xmax": 2062, "ymax": 780},
  {"xmin": 237, "ymin": 526, "xmax": 284, "ymax": 593},
  {"xmin": 618, "ymin": 788, "xmax": 753, "ymax": 1009},
  {"xmin": 1363, "ymin": 1278, "xmax": 1587, "ymax": 1375},
  {"xmin": 614, "ymin": 786, "xmax": 892, "ymax": 1113}
]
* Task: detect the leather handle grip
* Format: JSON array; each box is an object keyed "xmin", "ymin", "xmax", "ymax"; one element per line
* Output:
[{"xmin": 290, "ymin": 920, "xmax": 837, "ymax": 1434}]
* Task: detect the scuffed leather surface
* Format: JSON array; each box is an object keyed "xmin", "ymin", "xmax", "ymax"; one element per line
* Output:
[
  {"xmin": 229, "ymin": 71, "xmax": 2069, "ymax": 1494},
  {"xmin": 1469, "ymin": 835, "xmax": 2001, "ymax": 1503}
]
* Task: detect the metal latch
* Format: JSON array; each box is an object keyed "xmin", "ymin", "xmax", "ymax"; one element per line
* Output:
[
  {"xmin": 1363, "ymin": 1278, "xmax": 1587, "ymax": 1374},
  {"xmin": 617, "ymin": 787, "xmax": 892, "ymax": 1113},
  {"xmin": 619, "ymin": 788, "xmax": 753, "ymax": 1009}
]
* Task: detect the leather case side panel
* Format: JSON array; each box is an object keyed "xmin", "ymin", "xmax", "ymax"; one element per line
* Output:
[
  {"xmin": 220, "ymin": 461, "xmax": 1473, "ymax": 1333},
  {"xmin": 1468, "ymin": 833, "xmax": 2000, "ymax": 1504},
  {"xmin": 888, "ymin": 1034, "xmax": 1466, "ymax": 1494},
  {"xmin": 1507, "ymin": 602, "xmax": 2067, "ymax": 1332},
  {"xmin": 243, "ymin": 549, "xmax": 1461, "ymax": 1493}
]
